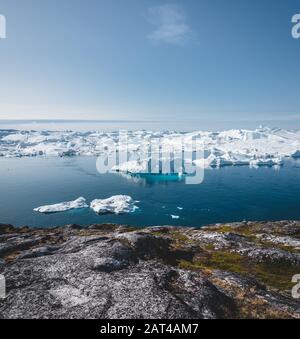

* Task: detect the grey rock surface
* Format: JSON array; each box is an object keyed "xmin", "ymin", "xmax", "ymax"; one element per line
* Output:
[{"xmin": 0, "ymin": 221, "xmax": 299, "ymax": 319}]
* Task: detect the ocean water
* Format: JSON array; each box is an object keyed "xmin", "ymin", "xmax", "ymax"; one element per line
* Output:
[{"xmin": 0, "ymin": 156, "xmax": 299, "ymax": 228}]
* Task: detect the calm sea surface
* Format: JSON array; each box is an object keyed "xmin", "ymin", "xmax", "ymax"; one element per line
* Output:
[{"xmin": 0, "ymin": 156, "xmax": 299, "ymax": 228}]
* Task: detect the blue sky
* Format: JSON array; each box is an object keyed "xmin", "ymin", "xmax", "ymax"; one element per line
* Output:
[{"xmin": 0, "ymin": 0, "xmax": 300, "ymax": 121}]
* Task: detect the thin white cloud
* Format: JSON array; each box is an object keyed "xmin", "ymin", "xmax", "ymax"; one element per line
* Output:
[
  {"xmin": 147, "ymin": 4, "xmax": 192, "ymax": 45},
  {"xmin": 282, "ymin": 114, "xmax": 300, "ymax": 121}
]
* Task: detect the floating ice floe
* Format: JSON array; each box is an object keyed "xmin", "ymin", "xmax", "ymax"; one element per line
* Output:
[
  {"xmin": 90, "ymin": 195, "xmax": 139, "ymax": 215},
  {"xmin": 171, "ymin": 215, "xmax": 180, "ymax": 219},
  {"xmin": 34, "ymin": 197, "xmax": 88, "ymax": 214}
]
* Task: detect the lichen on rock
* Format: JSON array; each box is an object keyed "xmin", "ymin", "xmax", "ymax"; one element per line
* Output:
[{"xmin": 0, "ymin": 221, "xmax": 299, "ymax": 319}]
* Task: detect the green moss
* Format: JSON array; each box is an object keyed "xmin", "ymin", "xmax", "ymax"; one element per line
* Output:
[
  {"xmin": 149, "ymin": 231, "xmax": 167, "ymax": 237},
  {"xmin": 209, "ymin": 224, "xmax": 256, "ymax": 238},
  {"xmin": 210, "ymin": 226, "xmax": 236, "ymax": 233},
  {"xmin": 178, "ymin": 250, "xmax": 298, "ymax": 292},
  {"xmin": 178, "ymin": 260, "xmax": 200, "ymax": 271},
  {"xmin": 123, "ymin": 227, "xmax": 138, "ymax": 232},
  {"xmin": 170, "ymin": 232, "xmax": 190, "ymax": 243},
  {"xmin": 253, "ymin": 263, "xmax": 296, "ymax": 291},
  {"xmin": 258, "ymin": 241, "xmax": 300, "ymax": 254},
  {"xmin": 179, "ymin": 251, "xmax": 247, "ymax": 274},
  {"xmin": 203, "ymin": 243, "xmax": 215, "ymax": 251},
  {"xmin": 150, "ymin": 230, "xmax": 191, "ymax": 243}
]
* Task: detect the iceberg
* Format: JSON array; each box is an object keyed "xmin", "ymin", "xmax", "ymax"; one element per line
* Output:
[
  {"xmin": 1, "ymin": 127, "xmax": 300, "ymax": 171},
  {"xmin": 34, "ymin": 197, "xmax": 88, "ymax": 214},
  {"xmin": 90, "ymin": 195, "xmax": 139, "ymax": 215}
]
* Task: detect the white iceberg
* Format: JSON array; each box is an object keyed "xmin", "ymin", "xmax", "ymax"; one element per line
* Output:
[
  {"xmin": 1, "ymin": 127, "xmax": 300, "ymax": 171},
  {"xmin": 34, "ymin": 197, "xmax": 88, "ymax": 214},
  {"xmin": 90, "ymin": 195, "xmax": 139, "ymax": 215},
  {"xmin": 171, "ymin": 215, "xmax": 180, "ymax": 219}
]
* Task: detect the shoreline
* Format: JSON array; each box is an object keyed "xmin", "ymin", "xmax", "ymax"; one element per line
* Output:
[{"xmin": 1, "ymin": 221, "xmax": 300, "ymax": 319}]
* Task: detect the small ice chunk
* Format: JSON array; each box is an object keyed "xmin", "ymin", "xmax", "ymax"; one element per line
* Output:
[
  {"xmin": 34, "ymin": 197, "xmax": 88, "ymax": 213},
  {"xmin": 177, "ymin": 207, "xmax": 183, "ymax": 210},
  {"xmin": 171, "ymin": 215, "xmax": 180, "ymax": 219},
  {"xmin": 90, "ymin": 195, "xmax": 139, "ymax": 215},
  {"xmin": 250, "ymin": 158, "xmax": 283, "ymax": 167}
]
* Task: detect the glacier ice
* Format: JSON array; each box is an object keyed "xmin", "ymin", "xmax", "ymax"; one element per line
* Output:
[{"xmin": 1, "ymin": 127, "xmax": 300, "ymax": 171}]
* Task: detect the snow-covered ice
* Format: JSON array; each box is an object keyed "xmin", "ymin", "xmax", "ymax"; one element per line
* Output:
[
  {"xmin": 34, "ymin": 197, "xmax": 88, "ymax": 214},
  {"xmin": 1, "ymin": 127, "xmax": 300, "ymax": 171},
  {"xmin": 90, "ymin": 195, "xmax": 139, "ymax": 215}
]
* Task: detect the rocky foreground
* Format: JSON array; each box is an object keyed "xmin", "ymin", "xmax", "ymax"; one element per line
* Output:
[{"xmin": 0, "ymin": 221, "xmax": 300, "ymax": 319}]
